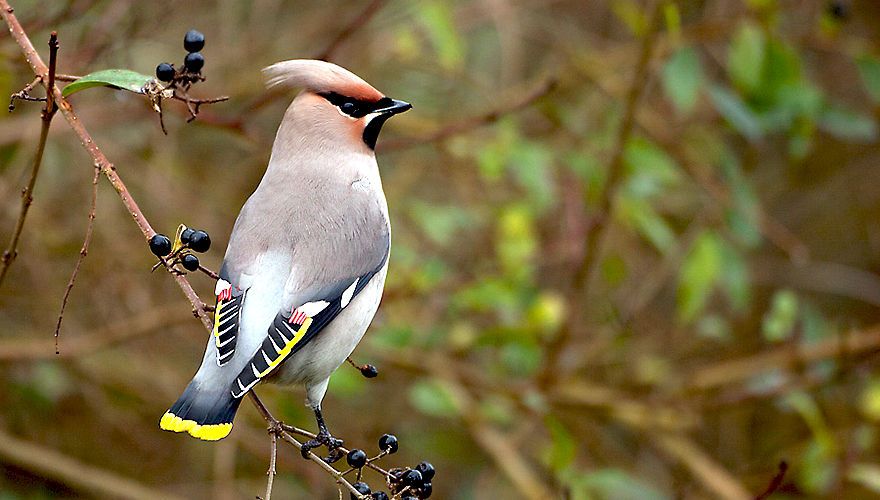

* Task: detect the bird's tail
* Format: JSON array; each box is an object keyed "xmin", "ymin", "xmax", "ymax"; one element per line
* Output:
[{"xmin": 159, "ymin": 381, "xmax": 241, "ymax": 441}]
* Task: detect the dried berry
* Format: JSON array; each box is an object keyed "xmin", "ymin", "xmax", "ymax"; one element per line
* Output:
[
  {"xmin": 350, "ymin": 481, "xmax": 371, "ymax": 499},
  {"xmin": 346, "ymin": 449, "xmax": 367, "ymax": 469},
  {"xmin": 184, "ymin": 52, "xmax": 204, "ymax": 73},
  {"xmin": 360, "ymin": 364, "xmax": 378, "ymax": 378},
  {"xmin": 149, "ymin": 234, "xmax": 172, "ymax": 257},
  {"xmin": 181, "ymin": 253, "xmax": 200, "ymax": 271},
  {"xmin": 183, "ymin": 29, "xmax": 205, "ymax": 52},
  {"xmin": 189, "ymin": 230, "xmax": 211, "ymax": 253},
  {"xmin": 378, "ymin": 434, "xmax": 398, "ymax": 454},
  {"xmin": 155, "ymin": 63, "xmax": 175, "ymax": 82},
  {"xmin": 415, "ymin": 461, "xmax": 435, "ymax": 481}
]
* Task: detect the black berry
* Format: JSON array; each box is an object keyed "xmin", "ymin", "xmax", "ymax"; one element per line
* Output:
[
  {"xmin": 371, "ymin": 493, "xmax": 388, "ymax": 500},
  {"xmin": 149, "ymin": 234, "xmax": 172, "ymax": 257},
  {"xmin": 419, "ymin": 482, "xmax": 432, "ymax": 498},
  {"xmin": 181, "ymin": 253, "xmax": 200, "ymax": 271},
  {"xmin": 378, "ymin": 434, "xmax": 398, "ymax": 454},
  {"xmin": 351, "ymin": 481, "xmax": 371, "ymax": 499},
  {"xmin": 184, "ymin": 52, "xmax": 204, "ymax": 73},
  {"xmin": 402, "ymin": 497, "xmax": 418, "ymax": 500},
  {"xmin": 403, "ymin": 469, "xmax": 423, "ymax": 488},
  {"xmin": 189, "ymin": 230, "xmax": 211, "ymax": 253},
  {"xmin": 155, "ymin": 63, "xmax": 175, "ymax": 82},
  {"xmin": 180, "ymin": 227, "xmax": 195, "ymax": 245},
  {"xmin": 346, "ymin": 449, "xmax": 367, "ymax": 469},
  {"xmin": 415, "ymin": 461, "xmax": 435, "ymax": 481},
  {"xmin": 184, "ymin": 29, "xmax": 205, "ymax": 52},
  {"xmin": 360, "ymin": 364, "xmax": 378, "ymax": 378}
]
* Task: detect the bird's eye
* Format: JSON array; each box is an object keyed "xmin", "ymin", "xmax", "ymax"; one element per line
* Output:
[{"xmin": 340, "ymin": 102, "xmax": 357, "ymax": 115}]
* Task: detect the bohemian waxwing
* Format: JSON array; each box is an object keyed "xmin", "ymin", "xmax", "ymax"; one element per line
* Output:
[{"xmin": 160, "ymin": 59, "xmax": 410, "ymax": 460}]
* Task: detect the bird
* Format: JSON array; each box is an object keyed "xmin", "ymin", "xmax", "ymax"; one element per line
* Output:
[{"xmin": 159, "ymin": 59, "xmax": 411, "ymax": 460}]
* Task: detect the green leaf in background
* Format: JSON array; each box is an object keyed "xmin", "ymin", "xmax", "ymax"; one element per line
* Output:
[
  {"xmin": 496, "ymin": 204, "xmax": 537, "ymax": 279},
  {"xmin": 718, "ymin": 240, "xmax": 750, "ymax": 311},
  {"xmin": 859, "ymin": 378, "xmax": 880, "ymax": 422},
  {"xmin": 617, "ymin": 196, "xmax": 676, "ymax": 254},
  {"xmin": 762, "ymin": 289, "xmax": 798, "ymax": 342},
  {"xmin": 611, "ymin": 0, "xmax": 648, "ymax": 36},
  {"xmin": 662, "ymin": 46, "xmax": 704, "ymax": 114},
  {"xmin": 417, "ymin": 1, "xmax": 464, "ymax": 70},
  {"xmin": 708, "ymin": 85, "xmax": 764, "ymax": 141},
  {"xmin": 62, "ymin": 69, "xmax": 153, "ymax": 97},
  {"xmin": 819, "ymin": 105, "xmax": 878, "ymax": 142},
  {"xmin": 408, "ymin": 202, "xmax": 475, "ymax": 246},
  {"xmin": 409, "ymin": 378, "xmax": 461, "ymax": 417},
  {"xmin": 542, "ymin": 417, "xmax": 576, "ymax": 473},
  {"xmin": 499, "ymin": 341, "xmax": 542, "ymax": 376},
  {"xmin": 728, "ymin": 22, "xmax": 765, "ymax": 93},
  {"xmin": 856, "ymin": 54, "xmax": 880, "ymax": 103},
  {"xmin": 572, "ymin": 469, "xmax": 670, "ymax": 500},
  {"xmin": 677, "ymin": 231, "xmax": 723, "ymax": 322}
]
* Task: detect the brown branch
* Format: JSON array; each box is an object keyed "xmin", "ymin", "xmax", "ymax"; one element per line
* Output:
[
  {"xmin": 381, "ymin": 78, "xmax": 556, "ymax": 151},
  {"xmin": 315, "ymin": 0, "xmax": 387, "ymax": 61},
  {"xmin": 0, "ymin": 31, "xmax": 59, "ymax": 287},
  {"xmin": 0, "ymin": 303, "xmax": 189, "ymax": 361},
  {"xmin": 755, "ymin": 461, "xmax": 788, "ymax": 500},
  {"xmin": 54, "ymin": 164, "xmax": 99, "ymax": 353},
  {"xmin": 541, "ymin": 1, "xmax": 662, "ymax": 380},
  {"xmin": 0, "ymin": 426, "xmax": 184, "ymax": 500}
]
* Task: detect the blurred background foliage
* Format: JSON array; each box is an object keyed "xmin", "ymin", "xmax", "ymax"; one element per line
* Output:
[{"xmin": 1, "ymin": 0, "xmax": 880, "ymax": 498}]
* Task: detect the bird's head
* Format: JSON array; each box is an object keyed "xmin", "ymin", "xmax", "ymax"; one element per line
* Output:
[{"xmin": 263, "ymin": 59, "xmax": 411, "ymax": 151}]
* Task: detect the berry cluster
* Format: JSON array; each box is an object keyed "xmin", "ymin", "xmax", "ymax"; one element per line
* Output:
[
  {"xmin": 155, "ymin": 29, "xmax": 207, "ymax": 87},
  {"xmin": 150, "ymin": 225, "xmax": 211, "ymax": 273},
  {"xmin": 345, "ymin": 434, "xmax": 435, "ymax": 499}
]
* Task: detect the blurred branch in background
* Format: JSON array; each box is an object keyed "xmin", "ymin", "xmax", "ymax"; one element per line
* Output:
[{"xmin": 3, "ymin": 0, "xmax": 880, "ymax": 498}]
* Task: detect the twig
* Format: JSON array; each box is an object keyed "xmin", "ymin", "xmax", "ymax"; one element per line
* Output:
[
  {"xmin": 315, "ymin": 0, "xmax": 387, "ymax": 61},
  {"xmin": 246, "ymin": 392, "xmax": 366, "ymax": 498},
  {"xmin": 0, "ymin": 31, "xmax": 59, "ymax": 287},
  {"xmin": 198, "ymin": 264, "xmax": 220, "ymax": 280},
  {"xmin": 8, "ymin": 75, "xmax": 40, "ymax": 111},
  {"xmin": 54, "ymin": 163, "xmax": 99, "ymax": 353},
  {"xmin": 754, "ymin": 461, "xmax": 788, "ymax": 500},
  {"xmin": 381, "ymin": 79, "xmax": 556, "ymax": 151},
  {"xmin": 541, "ymin": 1, "xmax": 661, "ymax": 380},
  {"xmin": 0, "ymin": 426, "xmax": 184, "ymax": 500},
  {"xmin": 652, "ymin": 433, "xmax": 750, "ymax": 500},
  {"xmin": 264, "ymin": 428, "xmax": 278, "ymax": 500}
]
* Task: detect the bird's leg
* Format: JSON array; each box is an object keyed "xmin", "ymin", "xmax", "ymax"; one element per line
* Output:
[{"xmin": 300, "ymin": 406, "xmax": 344, "ymax": 463}]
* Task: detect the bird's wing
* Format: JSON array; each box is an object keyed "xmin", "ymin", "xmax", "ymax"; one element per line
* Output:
[
  {"xmin": 229, "ymin": 260, "xmax": 386, "ymax": 398},
  {"xmin": 212, "ymin": 273, "xmax": 246, "ymax": 366}
]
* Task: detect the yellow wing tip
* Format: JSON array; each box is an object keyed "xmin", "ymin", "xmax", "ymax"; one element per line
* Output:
[{"xmin": 159, "ymin": 411, "xmax": 233, "ymax": 441}]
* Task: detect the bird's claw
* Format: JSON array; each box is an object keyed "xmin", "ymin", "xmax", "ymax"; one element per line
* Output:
[{"xmin": 300, "ymin": 429, "xmax": 344, "ymax": 463}]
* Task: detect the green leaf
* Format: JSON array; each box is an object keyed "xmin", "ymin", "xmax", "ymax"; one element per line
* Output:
[
  {"xmin": 543, "ymin": 417, "xmax": 576, "ymax": 473},
  {"xmin": 62, "ymin": 69, "xmax": 153, "ymax": 97},
  {"xmin": 708, "ymin": 85, "xmax": 764, "ymax": 141},
  {"xmin": 418, "ymin": 1, "xmax": 464, "ymax": 70},
  {"xmin": 409, "ymin": 379, "xmax": 460, "ymax": 417},
  {"xmin": 576, "ymin": 469, "xmax": 669, "ymax": 500},
  {"xmin": 677, "ymin": 231, "xmax": 723, "ymax": 322},
  {"xmin": 762, "ymin": 289, "xmax": 799, "ymax": 342},
  {"xmin": 819, "ymin": 105, "xmax": 878, "ymax": 142},
  {"xmin": 662, "ymin": 46, "xmax": 704, "ymax": 113},
  {"xmin": 857, "ymin": 54, "xmax": 880, "ymax": 103},
  {"xmin": 728, "ymin": 22, "xmax": 765, "ymax": 93}
]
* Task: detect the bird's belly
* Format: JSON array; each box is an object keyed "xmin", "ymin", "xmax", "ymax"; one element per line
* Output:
[{"xmin": 270, "ymin": 263, "xmax": 388, "ymax": 387}]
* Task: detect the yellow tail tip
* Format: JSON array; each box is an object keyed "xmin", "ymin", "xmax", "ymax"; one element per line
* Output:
[{"xmin": 159, "ymin": 411, "xmax": 233, "ymax": 441}]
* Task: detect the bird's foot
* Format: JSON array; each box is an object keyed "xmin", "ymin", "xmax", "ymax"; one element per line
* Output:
[{"xmin": 300, "ymin": 428, "xmax": 344, "ymax": 463}]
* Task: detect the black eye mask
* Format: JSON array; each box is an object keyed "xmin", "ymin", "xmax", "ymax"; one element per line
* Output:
[{"xmin": 320, "ymin": 92, "xmax": 394, "ymax": 119}]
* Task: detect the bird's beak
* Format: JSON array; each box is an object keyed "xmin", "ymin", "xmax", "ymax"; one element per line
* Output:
[{"xmin": 375, "ymin": 98, "xmax": 412, "ymax": 116}]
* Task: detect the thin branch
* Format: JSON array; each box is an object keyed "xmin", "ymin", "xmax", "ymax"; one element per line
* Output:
[
  {"xmin": 0, "ymin": 427, "xmax": 184, "ymax": 500},
  {"xmin": 315, "ymin": 0, "xmax": 387, "ymax": 61},
  {"xmin": 381, "ymin": 79, "xmax": 556, "ymax": 151},
  {"xmin": 755, "ymin": 461, "xmax": 788, "ymax": 500},
  {"xmin": 264, "ymin": 429, "xmax": 278, "ymax": 500},
  {"xmin": 541, "ymin": 1, "xmax": 661, "ymax": 380},
  {"xmin": 54, "ymin": 163, "xmax": 99, "ymax": 353},
  {"xmin": 0, "ymin": 31, "xmax": 59, "ymax": 287}
]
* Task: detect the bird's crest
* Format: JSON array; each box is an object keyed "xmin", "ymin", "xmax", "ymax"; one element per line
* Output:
[{"xmin": 263, "ymin": 59, "xmax": 383, "ymax": 102}]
